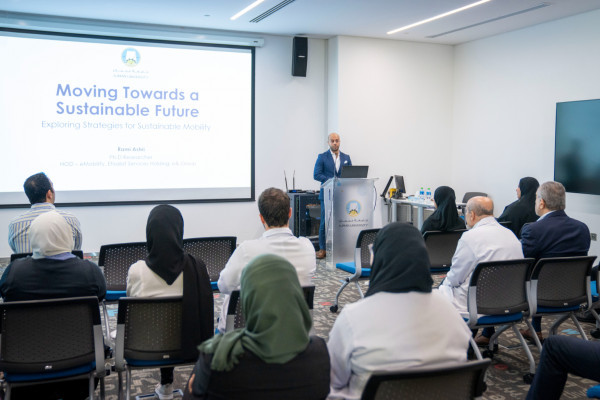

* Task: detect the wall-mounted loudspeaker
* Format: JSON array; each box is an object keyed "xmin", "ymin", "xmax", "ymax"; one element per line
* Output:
[{"xmin": 292, "ymin": 37, "xmax": 308, "ymax": 77}]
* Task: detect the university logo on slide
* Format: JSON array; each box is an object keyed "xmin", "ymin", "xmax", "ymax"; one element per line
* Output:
[
  {"xmin": 122, "ymin": 48, "xmax": 141, "ymax": 67},
  {"xmin": 346, "ymin": 200, "xmax": 361, "ymax": 217}
]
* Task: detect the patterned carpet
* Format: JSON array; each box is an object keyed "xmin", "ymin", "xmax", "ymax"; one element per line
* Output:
[{"xmin": 0, "ymin": 256, "xmax": 598, "ymax": 399}]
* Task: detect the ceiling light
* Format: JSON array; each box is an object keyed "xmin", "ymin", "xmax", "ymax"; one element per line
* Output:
[
  {"xmin": 387, "ymin": 0, "xmax": 492, "ymax": 35},
  {"xmin": 231, "ymin": 0, "xmax": 265, "ymax": 21}
]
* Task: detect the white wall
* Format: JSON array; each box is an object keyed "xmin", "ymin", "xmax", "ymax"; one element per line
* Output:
[
  {"xmin": 3, "ymin": 9, "xmax": 599, "ymax": 258},
  {"xmin": 329, "ymin": 36, "xmax": 455, "ymax": 225},
  {"xmin": 452, "ymin": 9, "xmax": 600, "ymax": 257},
  {"xmin": 0, "ymin": 34, "xmax": 327, "ymax": 256}
]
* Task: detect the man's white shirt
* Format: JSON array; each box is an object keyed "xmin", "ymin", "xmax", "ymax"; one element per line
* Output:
[
  {"xmin": 217, "ymin": 227, "xmax": 316, "ymax": 332},
  {"xmin": 439, "ymin": 216, "xmax": 523, "ymax": 314}
]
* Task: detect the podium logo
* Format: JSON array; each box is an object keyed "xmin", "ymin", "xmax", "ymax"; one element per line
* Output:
[
  {"xmin": 346, "ymin": 200, "xmax": 361, "ymax": 217},
  {"xmin": 122, "ymin": 48, "xmax": 141, "ymax": 67}
]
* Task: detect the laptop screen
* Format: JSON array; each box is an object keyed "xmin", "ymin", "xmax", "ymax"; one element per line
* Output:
[{"xmin": 340, "ymin": 166, "xmax": 369, "ymax": 178}]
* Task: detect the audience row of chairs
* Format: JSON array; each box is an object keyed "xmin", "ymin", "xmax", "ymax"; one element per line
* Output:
[
  {"xmin": 332, "ymin": 227, "xmax": 598, "ymax": 386},
  {"xmin": 98, "ymin": 236, "xmax": 236, "ymax": 345},
  {"xmin": 99, "ymin": 236, "xmax": 237, "ymax": 296},
  {"xmin": 3, "ymin": 227, "xmax": 597, "ymax": 398},
  {"xmin": 0, "ymin": 292, "xmax": 493, "ymax": 400},
  {"xmin": 331, "ymin": 228, "xmax": 466, "ymax": 312},
  {"xmin": 461, "ymin": 255, "xmax": 596, "ymax": 383},
  {"xmin": 331, "ymin": 222, "xmax": 521, "ymax": 311},
  {"xmin": 2, "ymin": 237, "xmax": 237, "ymax": 399},
  {"xmin": 1, "ymin": 295, "xmax": 205, "ymax": 400}
]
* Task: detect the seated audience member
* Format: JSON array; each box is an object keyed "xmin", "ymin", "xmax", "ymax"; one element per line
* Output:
[
  {"xmin": 127, "ymin": 205, "xmax": 214, "ymax": 400},
  {"xmin": 420, "ymin": 186, "xmax": 465, "ymax": 234},
  {"xmin": 328, "ymin": 223, "xmax": 471, "ymax": 400},
  {"xmin": 217, "ymin": 187, "xmax": 315, "ymax": 332},
  {"xmin": 519, "ymin": 181, "xmax": 590, "ymax": 343},
  {"xmin": 497, "ymin": 177, "xmax": 539, "ymax": 238},
  {"xmin": 8, "ymin": 172, "xmax": 82, "ymax": 254},
  {"xmin": 0, "ymin": 210, "xmax": 104, "ymax": 302},
  {"xmin": 183, "ymin": 254, "xmax": 330, "ymax": 400},
  {"xmin": 0, "ymin": 210, "xmax": 105, "ymax": 400},
  {"xmin": 439, "ymin": 197, "xmax": 523, "ymax": 318},
  {"xmin": 526, "ymin": 336, "xmax": 600, "ymax": 400}
]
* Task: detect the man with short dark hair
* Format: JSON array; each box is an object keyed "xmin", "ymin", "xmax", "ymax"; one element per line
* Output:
[
  {"xmin": 8, "ymin": 172, "xmax": 82, "ymax": 253},
  {"xmin": 439, "ymin": 196, "xmax": 523, "ymax": 315},
  {"xmin": 216, "ymin": 187, "xmax": 316, "ymax": 332},
  {"xmin": 519, "ymin": 181, "xmax": 590, "ymax": 343}
]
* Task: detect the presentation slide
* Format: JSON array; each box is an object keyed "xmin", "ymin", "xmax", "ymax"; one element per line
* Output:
[{"xmin": 0, "ymin": 30, "xmax": 254, "ymax": 206}]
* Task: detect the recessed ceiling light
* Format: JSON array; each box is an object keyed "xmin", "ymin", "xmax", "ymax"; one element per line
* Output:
[
  {"xmin": 387, "ymin": 0, "xmax": 492, "ymax": 35},
  {"xmin": 231, "ymin": 0, "xmax": 265, "ymax": 21}
]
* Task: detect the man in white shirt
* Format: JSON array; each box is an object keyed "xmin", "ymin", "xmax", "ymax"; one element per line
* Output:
[
  {"xmin": 439, "ymin": 196, "xmax": 523, "ymax": 316},
  {"xmin": 217, "ymin": 187, "xmax": 316, "ymax": 332}
]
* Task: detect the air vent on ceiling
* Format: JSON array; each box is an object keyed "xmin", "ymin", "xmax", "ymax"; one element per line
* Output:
[
  {"xmin": 250, "ymin": 0, "xmax": 296, "ymax": 23},
  {"xmin": 427, "ymin": 3, "xmax": 550, "ymax": 38}
]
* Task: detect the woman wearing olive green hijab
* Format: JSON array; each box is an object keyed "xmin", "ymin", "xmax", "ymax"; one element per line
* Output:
[{"xmin": 183, "ymin": 254, "xmax": 330, "ymax": 400}]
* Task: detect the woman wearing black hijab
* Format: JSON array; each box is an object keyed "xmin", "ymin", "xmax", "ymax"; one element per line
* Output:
[
  {"xmin": 127, "ymin": 205, "xmax": 214, "ymax": 400},
  {"xmin": 420, "ymin": 186, "xmax": 465, "ymax": 234},
  {"xmin": 327, "ymin": 223, "xmax": 471, "ymax": 399},
  {"xmin": 497, "ymin": 177, "xmax": 539, "ymax": 238}
]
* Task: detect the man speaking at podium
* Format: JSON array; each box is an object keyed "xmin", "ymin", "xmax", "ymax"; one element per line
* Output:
[{"xmin": 313, "ymin": 133, "xmax": 352, "ymax": 259}]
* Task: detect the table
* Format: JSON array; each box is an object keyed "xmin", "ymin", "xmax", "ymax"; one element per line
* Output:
[
  {"xmin": 390, "ymin": 197, "xmax": 434, "ymax": 230},
  {"xmin": 390, "ymin": 197, "xmax": 467, "ymax": 229}
]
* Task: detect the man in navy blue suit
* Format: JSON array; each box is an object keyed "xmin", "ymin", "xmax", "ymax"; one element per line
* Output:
[
  {"xmin": 313, "ymin": 133, "xmax": 352, "ymax": 259},
  {"xmin": 519, "ymin": 181, "xmax": 590, "ymax": 343}
]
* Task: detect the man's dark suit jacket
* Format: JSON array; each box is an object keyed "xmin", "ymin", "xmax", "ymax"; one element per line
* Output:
[
  {"xmin": 313, "ymin": 150, "xmax": 352, "ymax": 200},
  {"xmin": 520, "ymin": 209, "xmax": 590, "ymax": 259}
]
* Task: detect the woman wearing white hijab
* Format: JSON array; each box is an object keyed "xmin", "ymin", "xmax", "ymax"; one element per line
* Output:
[
  {"xmin": 0, "ymin": 210, "xmax": 106, "ymax": 302},
  {"xmin": 0, "ymin": 210, "xmax": 106, "ymax": 399}
]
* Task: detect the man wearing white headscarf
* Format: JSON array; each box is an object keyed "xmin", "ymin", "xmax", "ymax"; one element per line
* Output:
[{"xmin": 0, "ymin": 210, "xmax": 105, "ymax": 302}]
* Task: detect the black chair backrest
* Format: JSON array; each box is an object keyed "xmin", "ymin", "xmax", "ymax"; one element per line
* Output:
[
  {"xmin": 116, "ymin": 296, "xmax": 185, "ymax": 361},
  {"xmin": 356, "ymin": 229, "xmax": 380, "ymax": 269},
  {"xmin": 227, "ymin": 285, "xmax": 316, "ymax": 331},
  {"xmin": 470, "ymin": 259, "xmax": 535, "ymax": 315},
  {"xmin": 10, "ymin": 250, "xmax": 84, "ymax": 262},
  {"xmin": 531, "ymin": 256, "xmax": 596, "ymax": 308},
  {"xmin": 498, "ymin": 220, "xmax": 512, "ymax": 229},
  {"xmin": 183, "ymin": 236, "xmax": 236, "ymax": 282},
  {"xmin": 361, "ymin": 359, "xmax": 491, "ymax": 400},
  {"xmin": 423, "ymin": 230, "xmax": 465, "ymax": 270},
  {"xmin": 99, "ymin": 242, "xmax": 147, "ymax": 291},
  {"xmin": 462, "ymin": 192, "xmax": 487, "ymax": 203},
  {"xmin": 227, "ymin": 290, "xmax": 246, "ymax": 330},
  {"xmin": 0, "ymin": 296, "xmax": 101, "ymax": 373}
]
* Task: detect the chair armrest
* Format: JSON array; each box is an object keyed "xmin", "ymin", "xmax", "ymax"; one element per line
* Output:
[
  {"xmin": 114, "ymin": 323, "xmax": 126, "ymax": 371},
  {"xmin": 93, "ymin": 325, "xmax": 107, "ymax": 377}
]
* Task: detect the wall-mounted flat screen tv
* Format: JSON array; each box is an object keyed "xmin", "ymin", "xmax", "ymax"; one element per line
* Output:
[{"xmin": 554, "ymin": 99, "xmax": 600, "ymax": 196}]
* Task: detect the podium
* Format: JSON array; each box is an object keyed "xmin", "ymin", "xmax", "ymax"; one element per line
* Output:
[{"xmin": 322, "ymin": 177, "xmax": 378, "ymax": 269}]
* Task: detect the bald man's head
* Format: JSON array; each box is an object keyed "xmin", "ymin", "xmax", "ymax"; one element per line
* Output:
[
  {"xmin": 465, "ymin": 196, "xmax": 494, "ymax": 228},
  {"xmin": 328, "ymin": 132, "xmax": 340, "ymax": 154}
]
